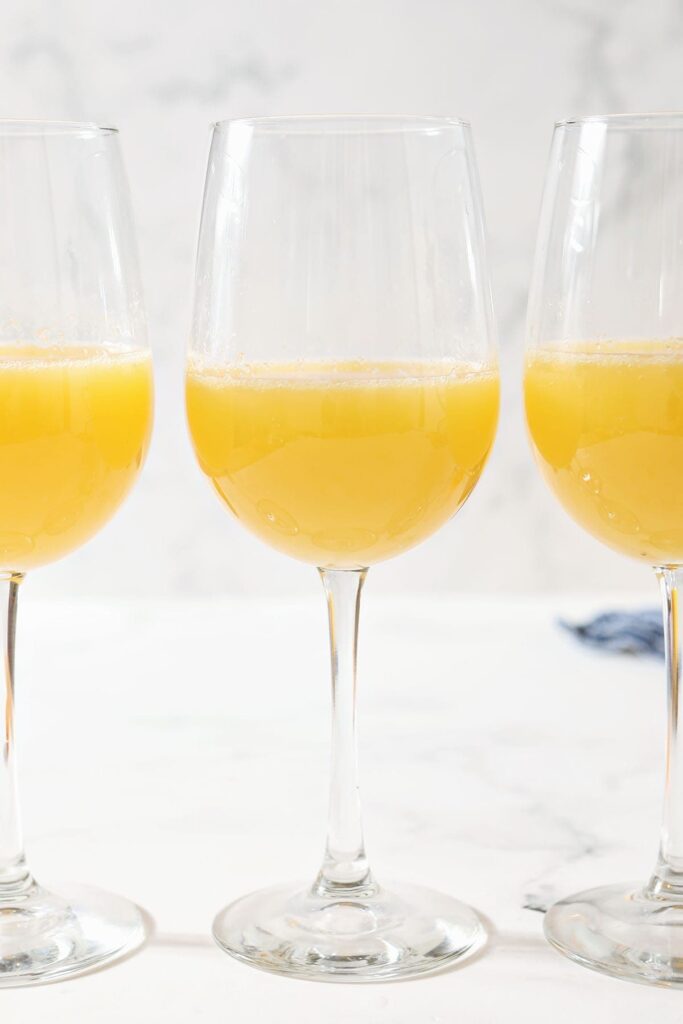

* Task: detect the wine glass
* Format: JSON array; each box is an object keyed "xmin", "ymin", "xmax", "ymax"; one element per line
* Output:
[
  {"xmin": 0, "ymin": 122, "xmax": 153, "ymax": 985},
  {"xmin": 525, "ymin": 112, "xmax": 683, "ymax": 986},
  {"xmin": 186, "ymin": 115, "xmax": 498, "ymax": 981}
]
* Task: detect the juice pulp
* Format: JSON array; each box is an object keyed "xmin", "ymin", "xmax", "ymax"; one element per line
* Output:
[
  {"xmin": 525, "ymin": 342, "xmax": 683, "ymax": 564},
  {"xmin": 0, "ymin": 344, "xmax": 153, "ymax": 569},
  {"xmin": 187, "ymin": 359, "xmax": 499, "ymax": 567}
]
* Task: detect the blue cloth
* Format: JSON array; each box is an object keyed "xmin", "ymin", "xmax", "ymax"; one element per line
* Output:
[{"xmin": 559, "ymin": 609, "xmax": 665, "ymax": 658}]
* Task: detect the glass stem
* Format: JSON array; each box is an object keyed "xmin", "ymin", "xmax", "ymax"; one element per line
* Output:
[
  {"xmin": 648, "ymin": 567, "xmax": 683, "ymax": 897},
  {"xmin": 0, "ymin": 571, "xmax": 30, "ymax": 898},
  {"xmin": 314, "ymin": 568, "xmax": 374, "ymax": 896}
]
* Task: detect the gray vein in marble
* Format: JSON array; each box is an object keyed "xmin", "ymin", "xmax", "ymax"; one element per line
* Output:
[
  {"xmin": 544, "ymin": 0, "xmax": 630, "ymax": 114},
  {"xmin": 151, "ymin": 56, "xmax": 297, "ymax": 104},
  {"xmin": 497, "ymin": 282, "xmax": 528, "ymax": 348},
  {"xmin": 521, "ymin": 804, "xmax": 600, "ymax": 913},
  {"xmin": 108, "ymin": 34, "xmax": 154, "ymax": 55},
  {"xmin": 7, "ymin": 33, "xmax": 84, "ymax": 113}
]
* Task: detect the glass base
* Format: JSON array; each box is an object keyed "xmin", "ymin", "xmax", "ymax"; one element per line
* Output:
[
  {"xmin": 213, "ymin": 880, "xmax": 485, "ymax": 982},
  {"xmin": 0, "ymin": 880, "xmax": 146, "ymax": 986},
  {"xmin": 544, "ymin": 881, "xmax": 683, "ymax": 987}
]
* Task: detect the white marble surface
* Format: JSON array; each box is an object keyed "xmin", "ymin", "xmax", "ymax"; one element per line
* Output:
[
  {"xmin": 4, "ymin": 591, "xmax": 683, "ymax": 1019},
  {"xmin": 0, "ymin": 0, "xmax": 680, "ymax": 600}
]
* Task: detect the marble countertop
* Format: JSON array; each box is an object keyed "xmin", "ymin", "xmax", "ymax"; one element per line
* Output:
[{"xmin": 4, "ymin": 592, "xmax": 682, "ymax": 1020}]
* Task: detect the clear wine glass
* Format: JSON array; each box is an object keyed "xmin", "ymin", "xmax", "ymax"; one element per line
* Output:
[
  {"xmin": 187, "ymin": 115, "xmax": 499, "ymax": 981},
  {"xmin": 525, "ymin": 112, "xmax": 683, "ymax": 986},
  {"xmin": 0, "ymin": 121, "xmax": 153, "ymax": 985}
]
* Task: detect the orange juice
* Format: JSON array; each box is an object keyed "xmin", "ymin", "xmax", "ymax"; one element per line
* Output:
[
  {"xmin": 186, "ymin": 359, "xmax": 498, "ymax": 567},
  {"xmin": 525, "ymin": 342, "xmax": 683, "ymax": 564},
  {"xmin": 0, "ymin": 344, "xmax": 153, "ymax": 569}
]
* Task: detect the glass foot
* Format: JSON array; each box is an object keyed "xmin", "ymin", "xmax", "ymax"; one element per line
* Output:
[
  {"xmin": 213, "ymin": 880, "xmax": 485, "ymax": 981},
  {"xmin": 0, "ymin": 880, "xmax": 146, "ymax": 986},
  {"xmin": 545, "ymin": 881, "xmax": 683, "ymax": 987}
]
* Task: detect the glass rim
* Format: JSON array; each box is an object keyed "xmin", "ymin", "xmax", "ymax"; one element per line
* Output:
[
  {"xmin": 555, "ymin": 111, "xmax": 683, "ymax": 130},
  {"xmin": 213, "ymin": 113, "xmax": 471, "ymax": 134},
  {"xmin": 0, "ymin": 119, "xmax": 118, "ymax": 137}
]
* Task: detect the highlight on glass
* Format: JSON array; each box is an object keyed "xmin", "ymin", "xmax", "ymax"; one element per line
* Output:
[
  {"xmin": 525, "ymin": 112, "xmax": 683, "ymax": 986},
  {"xmin": 187, "ymin": 115, "xmax": 499, "ymax": 981},
  {"xmin": 0, "ymin": 122, "xmax": 153, "ymax": 985}
]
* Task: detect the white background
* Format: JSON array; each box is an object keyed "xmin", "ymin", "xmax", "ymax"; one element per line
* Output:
[{"xmin": 0, "ymin": 0, "xmax": 679, "ymax": 600}]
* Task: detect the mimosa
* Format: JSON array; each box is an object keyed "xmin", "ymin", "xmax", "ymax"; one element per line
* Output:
[
  {"xmin": 0, "ymin": 344, "xmax": 153, "ymax": 569},
  {"xmin": 187, "ymin": 359, "xmax": 499, "ymax": 567},
  {"xmin": 525, "ymin": 342, "xmax": 683, "ymax": 564}
]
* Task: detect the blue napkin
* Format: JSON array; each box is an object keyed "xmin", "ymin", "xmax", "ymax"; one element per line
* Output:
[{"xmin": 559, "ymin": 609, "xmax": 664, "ymax": 658}]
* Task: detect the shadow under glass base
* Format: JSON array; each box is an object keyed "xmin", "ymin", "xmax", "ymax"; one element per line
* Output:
[
  {"xmin": 0, "ymin": 880, "xmax": 146, "ymax": 986},
  {"xmin": 213, "ymin": 879, "xmax": 485, "ymax": 982},
  {"xmin": 544, "ymin": 881, "xmax": 683, "ymax": 987}
]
